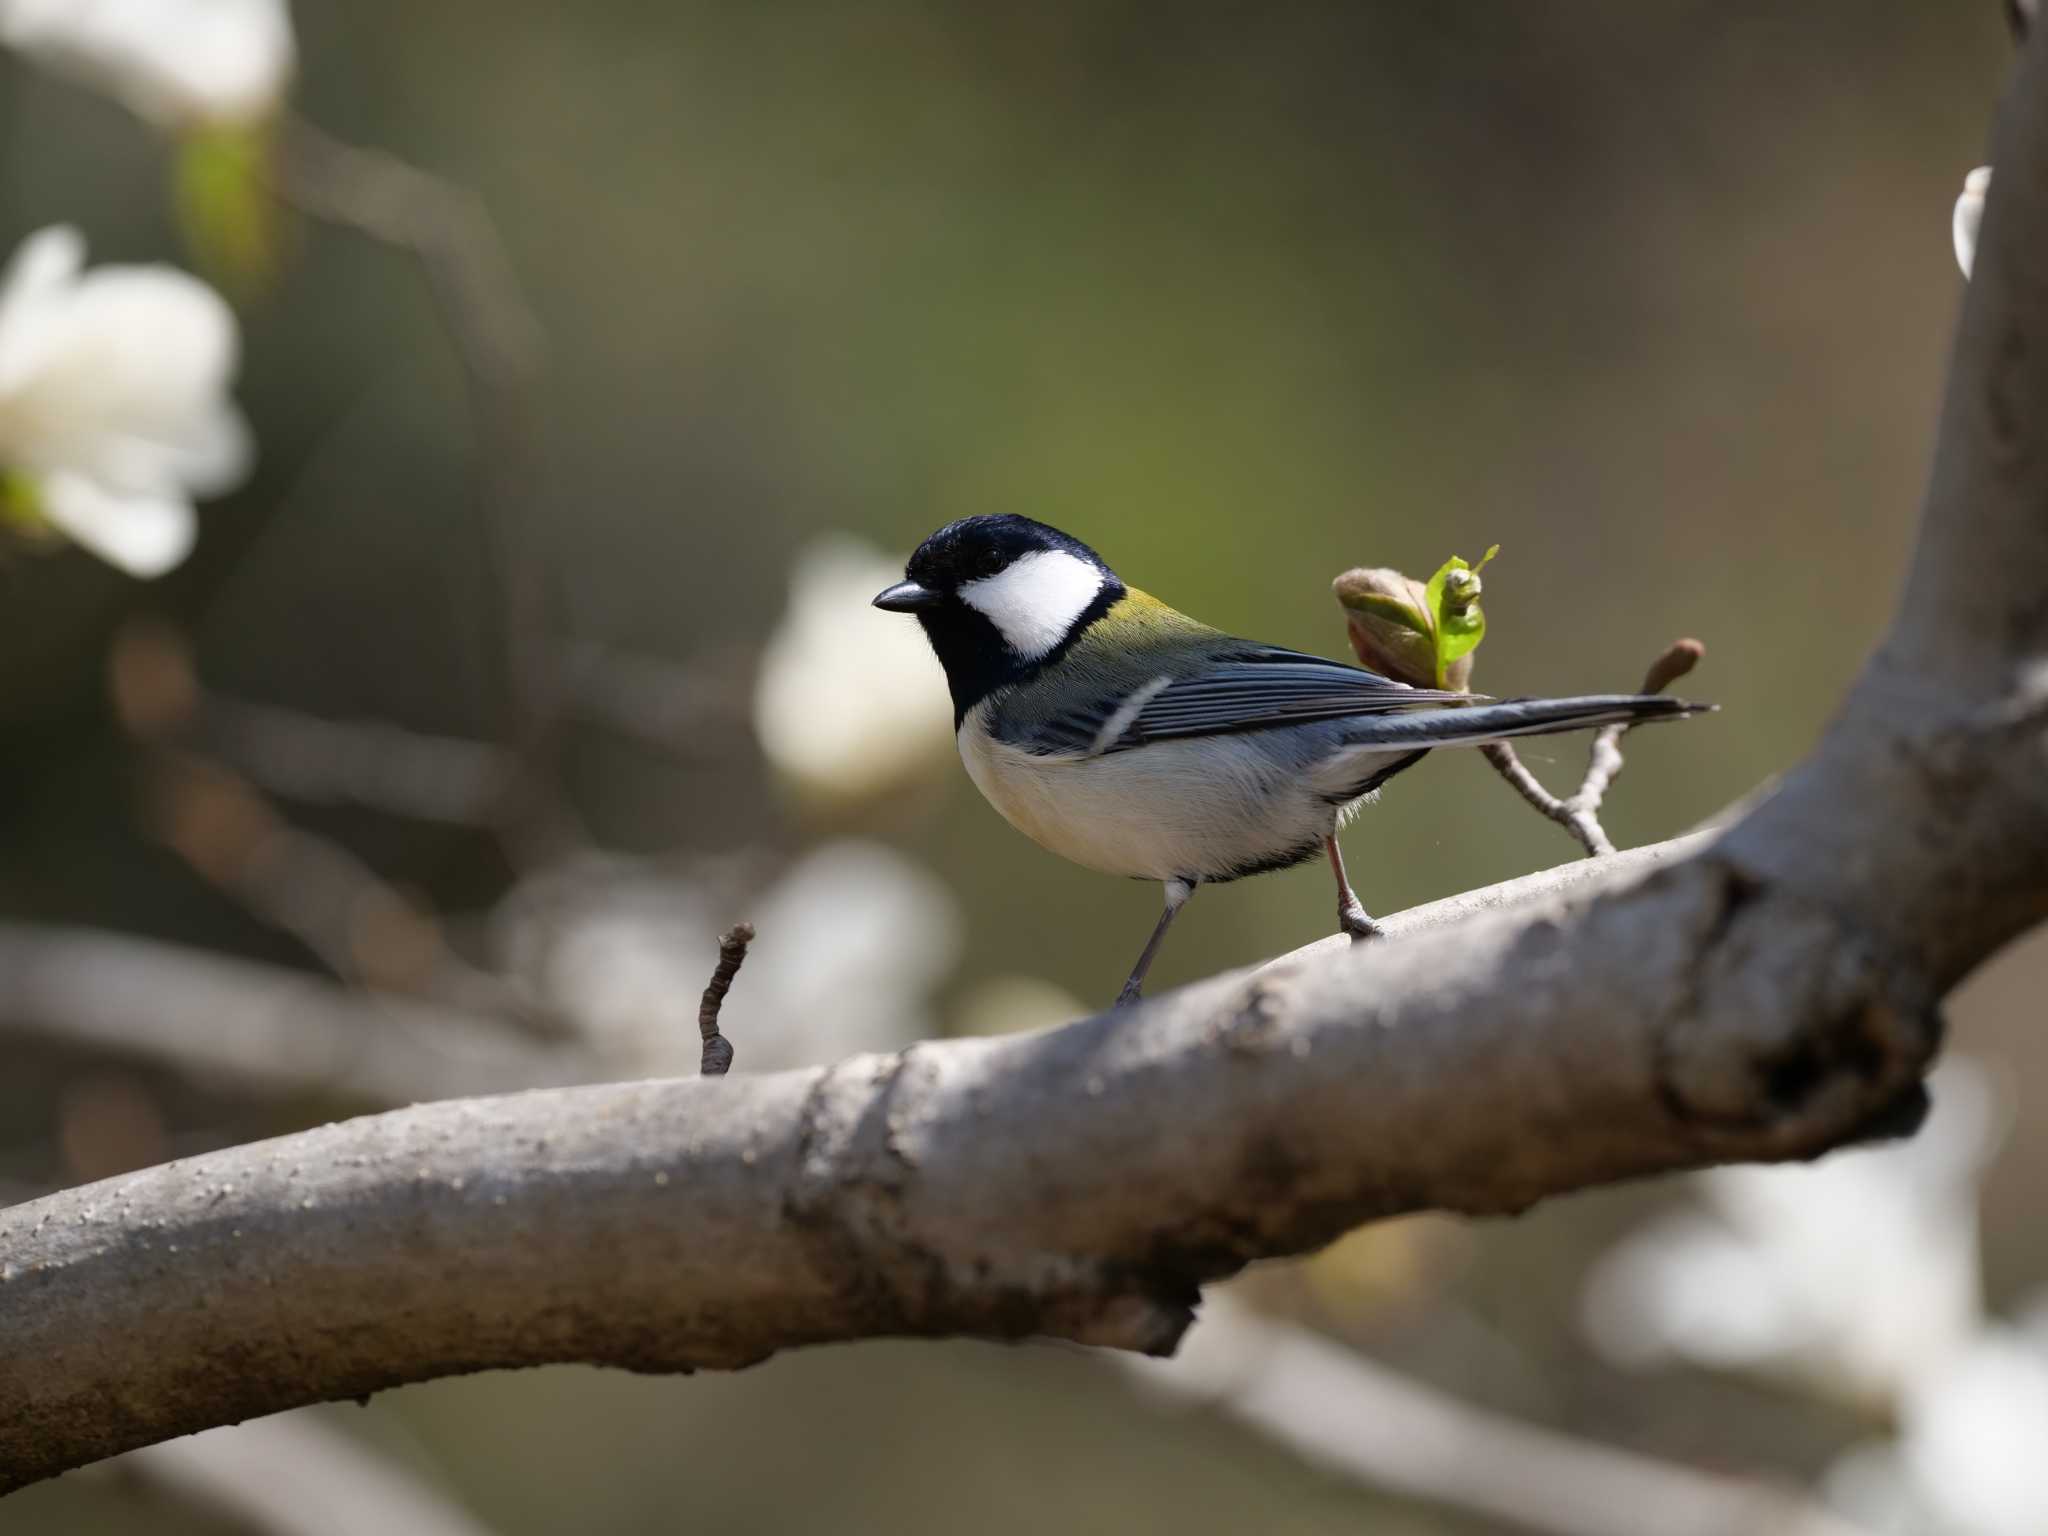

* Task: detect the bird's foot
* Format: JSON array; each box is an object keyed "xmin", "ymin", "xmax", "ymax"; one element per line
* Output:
[
  {"xmin": 1113, "ymin": 980, "xmax": 1145, "ymax": 1010},
  {"xmin": 1339, "ymin": 901, "xmax": 1384, "ymax": 942}
]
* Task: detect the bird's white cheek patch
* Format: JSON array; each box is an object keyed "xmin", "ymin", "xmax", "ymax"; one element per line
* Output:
[{"xmin": 958, "ymin": 549, "xmax": 1103, "ymax": 659}]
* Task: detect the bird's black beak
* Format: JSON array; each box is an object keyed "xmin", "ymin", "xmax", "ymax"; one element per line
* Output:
[{"xmin": 873, "ymin": 580, "xmax": 938, "ymax": 613}]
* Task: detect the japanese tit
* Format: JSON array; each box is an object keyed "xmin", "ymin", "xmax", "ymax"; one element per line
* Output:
[{"xmin": 874, "ymin": 515, "xmax": 1706, "ymax": 1007}]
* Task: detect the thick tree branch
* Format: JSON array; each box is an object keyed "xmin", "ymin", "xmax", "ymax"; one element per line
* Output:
[
  {"xmin": 0, "ymin": 842, "xmax": 1942, "ymax": 1491},
  {"xmin": 5, "ymin": 20, "xmax": 2048, "ymax": 1497}
]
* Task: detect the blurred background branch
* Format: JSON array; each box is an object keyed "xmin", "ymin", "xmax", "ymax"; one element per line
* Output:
[
  {"xmin": 1122, "ymin": 1294, "xmax": 1875, "ymax": 1536},
  {"xmin": 271, "ymin": 112, "xmax": 570, "ymax": 861},
  {"xmin": 109, "ymin": 1409, "xmax": 502, "ymax": 1536},
  {"xmin": 0, "ymin": 922, "xmax": 598, "ymax": 1105}
]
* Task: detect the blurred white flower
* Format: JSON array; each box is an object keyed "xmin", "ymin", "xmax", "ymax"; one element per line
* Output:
[
  {"xmin": 754, "ymin": 535, "xmax": 955, "ymax": 806},
  {"xmin": 1828, "ymin": 1308, "xmax": 2048, "ymax": 1536},
  {"xmin": 1581, "ymin": 1059, "xmax": 2000, "ymax": 1408},
  {"xmin": 1954, "ymin": 166, "xmax": 1991, "ymax": 281},
  {"xmin": 0, "ymin": 225, "xmax": 251, "ymax": 576},
  {"xmin": 1897, "ymin": 1319, "xmax": 2048, "ymax": 1536},
  {"xmin": 735, "ymin": 840, "xmax": 962, "ymax": 1068},
  {"xmin": 0, "ymin": 0, "xmax": 294, "ymax": 128},
  {"xmin": 497, "ymin": 841, "xmax": 961, "ymax": 1074}
]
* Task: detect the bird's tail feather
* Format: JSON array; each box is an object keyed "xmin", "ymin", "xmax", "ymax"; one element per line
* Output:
[{"xmin": 1341, "ymin": 693, "xmax": 1709, "ymax": 750}]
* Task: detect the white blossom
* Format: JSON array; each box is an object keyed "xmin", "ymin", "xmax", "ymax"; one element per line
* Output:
[
  {"xmin": 1896, "ymin": 1318, "xmax": 2048, "ymax": 1536},
  {"xmin": 0, "ymin": 225, "xmax": 251, "ymax": 576},
  {"xmin": 1954, "ymin": 166, "xmax": 1991, "ymax": 281},
  {"xmin": 1828, "ymin": 1309, "xmax": 2048, "ymax": 1536},
  {"xmin": 1580, "ymin": 1058, "xmax": 2000, "ymax": 1407},
  {"xmin": 0, "ymin": 0, "xmax": 294, "ymax": 128},
  {"xmin": 753, "ymin": 535, "xmax": 955, "ymax": 806}
]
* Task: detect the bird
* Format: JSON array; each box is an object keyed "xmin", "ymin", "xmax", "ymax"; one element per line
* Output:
[{"xmin": 873, "ymin": 514, "xmax": 1707, "ymax": 1008}]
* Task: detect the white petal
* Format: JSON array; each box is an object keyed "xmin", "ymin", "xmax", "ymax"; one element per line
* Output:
[
  {"xmin": 165, "ymin": 402, "xmax": 252, "ymax": 494},
  {"xmin": 0, "ymin": 227, "xmax": 248, "ymax": 574},
  {"xmin": 1954, "ymin": 166, "xmax": 1991, "ymax": 281},
  {"xmin": 752, "ymin": 536, "xmax": 955, "ymax": 803},
  {"xmin": 40, "ymin": 469, "xmax": 196, "ymax": 577},
  {"xmin": 724, "ymin": 841, "xmax": 961, "ymax": 1068},
  {"xmin": 0, "ymin": 260, "xmax": 250, "ymax": 498},
  {"xmin": 0, "ymin": 0, "xmax": 295, "ymax": 125},
  {"xmin": 1899, "ymin": 1330, "xmax": 2048, "ymax": 1536},
  {"xmin": 0, "ymin": 223, "xmax": 85, "ymax": 391},
  {"xmin": 1582, "ymin": 1058, "xmax": 1997, "ymax": 1405}
]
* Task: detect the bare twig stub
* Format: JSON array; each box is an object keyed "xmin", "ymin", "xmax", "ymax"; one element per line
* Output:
[
  {"xmin": 1483, "ymin": 639, "xmax": 1705, "ymax": 857},
  {"xmin": 698, "ymin": 923, "xmax": 754, "ymax": 1076}
]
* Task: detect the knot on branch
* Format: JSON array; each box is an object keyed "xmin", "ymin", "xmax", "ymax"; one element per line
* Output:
[
  {"xmin": 781, "ymin": 1046, "xmax": 1195, "ymax": 1356},
  {"xmin": 1654, "ymin": 860, "xmax": 1943, "ymax": 1153}
]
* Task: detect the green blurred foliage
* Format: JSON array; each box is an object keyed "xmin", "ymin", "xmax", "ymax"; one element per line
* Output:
[{"xmin": 173, "ymin": 123, "xmax": 284, "ymax": 296}]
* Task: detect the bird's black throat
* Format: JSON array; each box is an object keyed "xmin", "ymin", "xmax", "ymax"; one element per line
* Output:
[{"xmin": 917, "ymin": 575, "xmax": 1124, "ymax": 725}]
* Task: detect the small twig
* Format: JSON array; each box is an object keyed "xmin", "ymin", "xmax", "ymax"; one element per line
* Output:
[
  {"xmin": 1483, "ymin": 639, "xmax": 1705, "ymax": 859},
  {"xmin": 697, "ymin": 923, "xmax": 754, "ymax": 1076},
  {"xmin": 1481, "ymin": 742, "xmax": 1617, "ymax": 856}
]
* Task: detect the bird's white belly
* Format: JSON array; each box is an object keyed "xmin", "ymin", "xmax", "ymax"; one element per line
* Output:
[{"xmin": 958, "ymin": 709, "xmax": 1347, "ymax": 882}]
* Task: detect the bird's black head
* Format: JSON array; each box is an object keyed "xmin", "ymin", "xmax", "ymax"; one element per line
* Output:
[{"xmin": 873, "ymin": 515, "xmax": 1124, "ymax": 721}]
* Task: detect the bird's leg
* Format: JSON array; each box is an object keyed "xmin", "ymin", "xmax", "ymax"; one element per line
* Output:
[
  {"xmin": 1326, "ymin": 836, "xmax": 1384, "ymax": 941},
  {"xmin": 1115, "ymin": 878, "xmax": 1195, "ymax": 1009}
]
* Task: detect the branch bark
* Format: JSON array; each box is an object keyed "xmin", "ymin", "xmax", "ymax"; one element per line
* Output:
[
  {"xmin": 6, "ymin": 22, "xmax": 2048, "ymax": 1497},
  {"xmin": 0, "ymin": 839, "xmax": 1947, "ymax": 1491}
]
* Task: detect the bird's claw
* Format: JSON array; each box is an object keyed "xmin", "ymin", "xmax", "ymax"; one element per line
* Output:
[{"xmin": 1339, "ymin": 902, "xmax": 1384, "ymax": 942}]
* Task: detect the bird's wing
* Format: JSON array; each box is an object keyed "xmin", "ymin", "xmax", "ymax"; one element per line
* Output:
[{"xmin": 1035, "ymin": 645, "xmax": 1473, "ymax": 756}]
